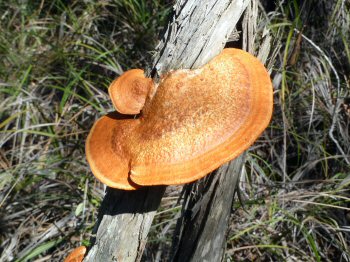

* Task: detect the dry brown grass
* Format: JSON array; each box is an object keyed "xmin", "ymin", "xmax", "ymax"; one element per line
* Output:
[{"xmin": 0, "ymin": 0, "xmax": 349, "ymax": 261}]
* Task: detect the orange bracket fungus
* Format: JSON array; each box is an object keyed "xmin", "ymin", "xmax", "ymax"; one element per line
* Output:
[
  {"xmin": 108, "ymin": 69, "xmax": 153, "ymax": 115},
  {"xmin": 64, "ymin": 246, "xmax": 86, "ymax": 262},
  {"xmin": 86, "ymin": 48, "xmax": 273, "ymax": 190}
]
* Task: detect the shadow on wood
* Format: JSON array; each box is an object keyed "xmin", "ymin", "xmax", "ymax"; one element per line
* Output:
[{"xmin": 97, "ymin": 186, "xmax": 166, "ymax": 216}]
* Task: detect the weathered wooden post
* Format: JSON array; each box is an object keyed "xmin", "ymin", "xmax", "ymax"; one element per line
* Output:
[{"xmin": 84, "ymin": 0, "xmax": 251, "ymax": 261}]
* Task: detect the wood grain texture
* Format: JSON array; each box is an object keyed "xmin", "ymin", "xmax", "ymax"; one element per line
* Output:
[
  {"xmin": 171, "ymin": 157, "xmax": 244, "ymax": 261},
  {"xmin": 151, "ymin": 0, "xmax": 250, "ymax": 76},
  {"xmin": 84, "ymin": 186, "xmax": 165, "ymax": 261},
  {"xmin": 83, "ymin": 0, "xmax": 250, "ymax": 261}
]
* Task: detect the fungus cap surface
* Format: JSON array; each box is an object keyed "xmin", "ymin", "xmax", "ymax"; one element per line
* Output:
[
  {"xmin": 64, "ymin": 246, "xmax": 86, "ymax": 262},
  {"xmin": 108, "ymin": 69, "xmax": 152, "ymax": 115},
  {"xmin": 86, "ymin": 48, "xmax": 273, "ymax": 189}
]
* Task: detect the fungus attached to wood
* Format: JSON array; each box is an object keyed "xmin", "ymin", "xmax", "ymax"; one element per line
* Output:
[
  {"xmin": 108, "ymin": 69, "xmax": 153, "ymax": 115},
  {"xmin": 64, "ymin": 246, "xmax": 86, "ymax": 262},
  {"xmin": 86, "ymin": 48, "xmax": 273, "ymax": 190}
]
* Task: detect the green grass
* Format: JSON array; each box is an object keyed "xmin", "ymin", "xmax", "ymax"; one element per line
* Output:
[
  {"xmin": 0, "ymin": 0, "xmax": 349, "ymax": 261},
  {"xmin": 225, "ymin": 1, "xmax": 350, "ymax": 261},
  {"xmin": 0, "ymin": 1, "xmax": 171, "ymax": 261}
]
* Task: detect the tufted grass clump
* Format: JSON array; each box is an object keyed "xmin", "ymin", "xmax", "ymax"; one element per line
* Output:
[{"xmin": 0, "ymin": 1, "xmax": 171, "ymax": 261}]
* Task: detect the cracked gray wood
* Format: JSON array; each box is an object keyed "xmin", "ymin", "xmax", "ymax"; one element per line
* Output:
[
  {"xmin": 171, "ymin": 157, "xmax": 244, "ymax": 262},
  {"xmin": 83, "ymin": 0, "xmax": 250, "ymax": 261}
]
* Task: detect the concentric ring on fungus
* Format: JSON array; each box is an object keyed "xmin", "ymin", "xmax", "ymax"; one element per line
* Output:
[{"xmin": 86, "ymin": 48, "xmax": 273, "ymax": 190}]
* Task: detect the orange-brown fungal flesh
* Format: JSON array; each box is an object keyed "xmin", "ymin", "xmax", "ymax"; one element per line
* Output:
[
  {"xmin": 86, "ymin": 48, "xmax": 273, "ymax": 189},
  {"xmin": 64, "ymin": 246, "xmax": 86, "ymax": 262},
  {"xmin": 86, "ymin": 113, "xmax": 140, "ymax": 190},
  {"xmin": 108, "ymin": 69, "xmax": 153, "ymax": 115}
]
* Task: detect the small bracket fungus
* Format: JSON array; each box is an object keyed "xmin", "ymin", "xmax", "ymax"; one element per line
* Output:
[
  {"xmin": 86, "ymin": 48, "xmax": 273, "ymax": 190},
  {"xmin": 108, "ymin": 69, "xmax": 153, "ymax": 115},
  {"xmin": 64, "ymin": 246, "xmax": 86, "ymax": 262}
]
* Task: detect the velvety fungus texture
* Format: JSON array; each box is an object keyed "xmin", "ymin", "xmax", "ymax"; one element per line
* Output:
[
  {"xmin": 86, "ymin": 48, "xmax": 273, "ymax": 190},
  {"xmin": 64, "ymin": 246, "xmax": 86, "ymax": 262}
]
